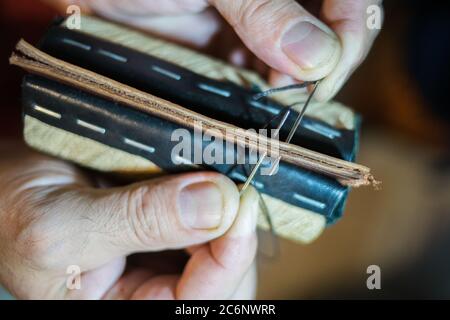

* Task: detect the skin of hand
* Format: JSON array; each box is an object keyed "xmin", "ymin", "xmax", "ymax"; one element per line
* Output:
[
  {"xmin": 0, "ymin": 143, "xmax": 258, "ymax": 299},
  {"xmin": 48, "ymin": 0, "xmax": 383, "ymax": 101},
  {"xmin": 1, "ymin": 0, "xmax": 383, "ymax": 299}
]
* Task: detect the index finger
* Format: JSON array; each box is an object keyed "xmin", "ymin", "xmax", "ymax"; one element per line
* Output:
[
  {"xmin": 176, "ymin": 187, "xmax": 259, "ymax": 299},
  {"xmin": 316, "ymin": 0, "xmax": 383, "ymax": 101}
]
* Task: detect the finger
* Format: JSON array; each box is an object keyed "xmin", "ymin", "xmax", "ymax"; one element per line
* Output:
[
  {"xmin": 66, "ymin": 257, "xmax": 126, "ymax": 300},
  {"xmin": 316, "ymin": 0, "xmax": 383, "ymax": 101},
  {"xmin": 268, "ymin": 69, "xmax": 303, "ymax": 88},
  {"xmin": 131, "ymin": 275, "xmax": 179, "ymax": 300},
  {"xmin": 75, "ymin": 1, "xmax": 218, "ymax": 47},
  {"xmin": 210, "ymin": 0, "xmax": 341, "ymax": 81},
  {"xmin": 176, "ymin": 187, "xmax": 259, "ymax": 299},
  {"xmin": 185, "ymin": 244, "xmax": 206, "ymax": 255},
  {"xmin": 102, "ymin": 268, "xmax": 154, "ymax": 300},
  {"xmin": 126, "ymin": 262, "xmax": 257, "ymax": 300},
  {"xmin": 230, "ymin": 262, "xmax": 257, "ymax": 300},
  {"xmin": 83, "ymin": 0, "xmax": 209, "ymax": 16},
  {"xmin": 30, "ymin": 171, "xmax": 239, "ymax": 270}
]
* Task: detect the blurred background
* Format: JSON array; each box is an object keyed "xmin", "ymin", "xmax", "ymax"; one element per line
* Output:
[{"xmin": 1, "ymin": 0, "xmax": 449, "ymax": 299}]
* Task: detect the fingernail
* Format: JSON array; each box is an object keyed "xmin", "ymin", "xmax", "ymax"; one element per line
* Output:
[
  {"xmin": 179, "ymin": 182, "xmax": 224, "ymax": 229},
  {"xmin": 281, "ymin": 21, "xmax": 338, "ymax": 70}
]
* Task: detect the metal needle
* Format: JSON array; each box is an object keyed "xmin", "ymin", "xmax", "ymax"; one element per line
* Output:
[
  {"xmin": 240, "ymin": 81, "xmax": 320, "ymax": 195},
  {"xmin": 285, "ymin": 81, "xmax": 320, "ymax": 144},
  {"xmin": 239, "ymin": 108, "xmax": 291, "ymax": 195},
  {"xmin": 265, "ymin": 81, "xmax": 320, "ymax": 176}
]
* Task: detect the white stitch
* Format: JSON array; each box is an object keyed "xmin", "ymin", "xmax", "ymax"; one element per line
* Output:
[
  {"xmin": 248, "ymin": 100, "xmax": 279, "ymax": 115},
  {"xmin": 62, "ymin": 38, "xmax": 91, "ymax": 51},
  {"xmin": 231, "ymin": 171, "xmax": 247, "ymax": 182},
  {"xmin": 97, "ymin": 49, "xmax": 127, "ymax": 63},
  {"xmin": 198, "ymin": 83, "xmax": 231, "ymax": 97},
  {"xmin": 253, "ymin": 180, "xmax": 264, "ymax": 189},
  {"xmin": 33, "ymin": 105, "xmax": 61, "ymax": 119},
  {"xmin": 303, "ymin": 122, "xmax": 341, "ymax": 139},
  {"xmin": 124, "ymin": 138, "xmax": 155, "ymax": 153},
  {"xmin": 248, "ymin": 153, "xmax": 272, "ymax": 167},
  {"xmin": 151, "ymin": 65, "xmax": 181, "ymax": 80},
  {"xmin": 76, "ymin": 119, "xmax": 106, "ymax": 134},
  {"xmin": 293, "ymin": 193, "xmax": 326, "ymax": 210}
]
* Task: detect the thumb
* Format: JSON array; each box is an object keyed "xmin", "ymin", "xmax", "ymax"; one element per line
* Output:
[
  {"xmin": 43, "ymin": 172, "xmax": 239, "ymax": 268},
  {"xmin": 210, "ymin": 0, "xmax": 341, "ymax": 81}
]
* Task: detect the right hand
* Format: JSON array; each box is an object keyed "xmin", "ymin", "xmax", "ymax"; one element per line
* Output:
[{"xmin": 46, "ymin": 0, "xmax": 383, "ymax": 101}]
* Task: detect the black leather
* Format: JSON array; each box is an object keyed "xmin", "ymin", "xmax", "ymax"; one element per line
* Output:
[
  {"xmin": 23, "ymin": 75, "xmax": 349, "ymax": 224},
  {"xmin": 38, "ymin": 25, "xmax": 358, "ymax": 162},
  {"xmin": 18, "ymin": 19, "xmax": 364, "ymax": 224}
]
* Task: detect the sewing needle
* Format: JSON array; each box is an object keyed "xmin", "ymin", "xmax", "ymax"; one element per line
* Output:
[
  {"xmin": 265, "ymin": 80, "xmax": 320, "ymax": 176},
  {"xmin": 240, "ymin": 81, "xmax": 320, "ymax": 195},
  {"xmin": 239, "ymin": 107, "xmax": 291, "ymax": 195}
]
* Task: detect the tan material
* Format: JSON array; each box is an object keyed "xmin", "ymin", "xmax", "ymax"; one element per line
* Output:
[
  {"xmin": 24, "ymin": 115, "xmax": 326, "ymax": 244},
  {"xmin": 10, "ymin": 40, "xmax": 376, "ymax": 187},
  {"xmin": 24, "ymin": 115, "xmax": 161, "ymax": 175},
  {"xmin": 258, "ymin": 194, "xmax": 326, "ymax": 243}
]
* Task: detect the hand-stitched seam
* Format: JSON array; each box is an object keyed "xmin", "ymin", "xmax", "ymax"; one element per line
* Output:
[
  {"xmin": 293, "ymin": 193, "xmax": 326, "ymax": 210},
  {"xmin": 197, "ymin": 83, "xmax": 231, "ymax": 97},
  {"xmin": 33, "ymin": 104, "xmax": 62, "ymax": 119},
  {"xmin": 151, "ymin": 65, "xmax": 181, "ymax": 80},
  {"xmin": 76, "ymin": 119, "xmax": 106, "ymax": 134},
  {"xmin": 62, "ymin": 38, "xmax": 91, "ymax": 51},
  {"xmin": 123, "ymin": 137, "xmax": 155, "ymax": 153},
  {"xmin": 97, "ymin": 49, "xmax": 128, "ymax": 63}
]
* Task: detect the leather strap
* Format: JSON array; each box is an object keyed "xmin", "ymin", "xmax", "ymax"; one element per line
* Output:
[
  {"xmin": 39, "ymin": 26, "xmax": 357, "ymax": 161},
  {"xmin": 22, "ymin": 75, "xmax": 349, "ymax": 223},
  {"xmin": 11, "ymin": 40, "xmax": 375, "ymax": 186}
]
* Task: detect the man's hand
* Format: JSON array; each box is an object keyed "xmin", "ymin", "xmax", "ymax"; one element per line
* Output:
[
  {"xmin": 0, "ymin": 143, "xmax": 258, "ymax": 299},
  {"xmin": 3, "ymin": 0, "xmax": 384, "ymax": 299},
  {"xmin": 49, "ymin": 0, "xmax": 383, "ymax": 101}
]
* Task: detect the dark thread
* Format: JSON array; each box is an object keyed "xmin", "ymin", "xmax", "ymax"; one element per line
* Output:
[{"xmin": 253, "ymin": 82, "xmax": 315, "ymax": 100}]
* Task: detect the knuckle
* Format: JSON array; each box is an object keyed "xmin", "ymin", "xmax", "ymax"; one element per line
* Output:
[
  {"xmin": 11, "ymin": 189, "xmax": 80, "ymax": 270},
  {"xmin": 234, "ymin": 0, "xmax": 274, "ymax": 29},
  {"xmin": 125, "ymin": 185, "xmax": 172, "ymax": 247},
  {"xmin": 14, "ymin": 212, "xmax": 56, "ymax": 269},
  {"xmin": 1, "ymin": 186, "xmax": 69, "ymax": 270}
]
